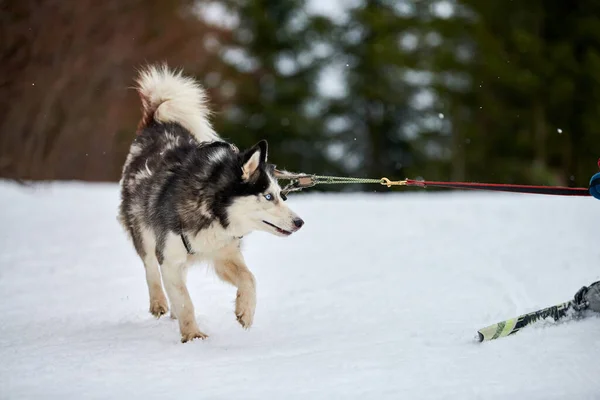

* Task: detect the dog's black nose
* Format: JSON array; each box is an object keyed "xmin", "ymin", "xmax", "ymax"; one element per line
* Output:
[{"xmin": 293, "ymin": 218, "xmax": 304, "ymax": 229}]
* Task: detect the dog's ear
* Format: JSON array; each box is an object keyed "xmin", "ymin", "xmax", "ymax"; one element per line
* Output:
[{"xmin": 241, "ymin": 140, "xmax": 268, "ymax": 180}]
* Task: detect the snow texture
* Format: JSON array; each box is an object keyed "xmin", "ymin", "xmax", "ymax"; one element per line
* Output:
[{"xmin": 1, "ymin": 181, "xmax": 599, "ymax": 399}]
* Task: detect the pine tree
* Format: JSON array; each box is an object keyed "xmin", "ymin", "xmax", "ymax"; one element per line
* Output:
[
  {"xmin": 204, "ymin": 0, "xmax": 336, "ymax": 175},
  {"xmin": 427, "ymin": 0, "xmax": 600, "ymax": 186},
  {"xmin": 323, "ymin": 1, "xmax": 422, "ymax": 190}
]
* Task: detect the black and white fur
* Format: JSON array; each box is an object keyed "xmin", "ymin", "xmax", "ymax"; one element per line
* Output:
[{"xmin": 118, "ymin": 64, "xmax": 304, "ymax": 343}]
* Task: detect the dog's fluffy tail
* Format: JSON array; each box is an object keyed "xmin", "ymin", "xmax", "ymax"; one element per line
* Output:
[{"xmin": 135, "ymin": 64, "xmax": 220, "ymax": 143}]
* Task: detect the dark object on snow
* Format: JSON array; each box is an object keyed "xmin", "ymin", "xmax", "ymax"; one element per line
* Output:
[
  {"xmin": 574, "ymin": 280, "xmax": 600, "ymax": 313},
  {"xmin": 589, "ymin": 159, "xmax": 600, "ymax": 200},
  {"xmin": 477, "ymin": 280, "xmax": 600, "ymax": 342},
  {"xmin": 590, "ymin": 172, "xmax": 600, "ymax": 200}
]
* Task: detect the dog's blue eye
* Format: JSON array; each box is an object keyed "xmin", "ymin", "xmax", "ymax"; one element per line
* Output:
[{"xmin": 264, "ymin": 193, "xmax": 273, "ymax": 201}]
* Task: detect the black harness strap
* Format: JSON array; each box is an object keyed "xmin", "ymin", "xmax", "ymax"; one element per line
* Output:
[
  {"xmin": 179, "ymin": 219, "xmax": 195, "ymax": 255},
  {"xmin": 181, "ymin": 232, "xmax": 194, "ymax": 255}
]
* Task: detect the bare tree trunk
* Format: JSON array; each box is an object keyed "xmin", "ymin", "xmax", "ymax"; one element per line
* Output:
[
  {"xmin": 0, "ymin": 0, "xmax": 229, "ymax": 182},
  {"xmin": 451, "ymin": 104, "xmax": 466, "ymax": 181},
  {"xmin": 532, "ymin": 100, "xmax": 547, "ymax": 168}
]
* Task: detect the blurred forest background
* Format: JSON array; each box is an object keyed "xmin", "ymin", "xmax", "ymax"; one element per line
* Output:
[{"xmin": 2, "ymin": 0, "xmax": 600, "ymax": 190}]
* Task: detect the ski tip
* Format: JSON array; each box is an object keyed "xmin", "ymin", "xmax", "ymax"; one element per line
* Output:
[{"xmin": 477, "ymin": 331, "xmax": 484, "ymax": 342}]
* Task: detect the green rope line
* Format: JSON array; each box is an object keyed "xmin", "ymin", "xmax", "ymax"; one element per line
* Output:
[
  {"xmin": 275, "ymin": 170, "xmax": 406, "ymax": 196},
  {"xmin": 312, "ymin": 175, "xmax": 384, "ymax": 185}
]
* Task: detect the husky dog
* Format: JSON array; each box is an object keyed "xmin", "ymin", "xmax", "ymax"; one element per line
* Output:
[{"xmin": 118, "ymin": 64, "xmax": 304, "ymax": 343}]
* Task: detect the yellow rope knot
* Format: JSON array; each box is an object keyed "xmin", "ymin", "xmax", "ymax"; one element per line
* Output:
[{"xmin": 380, "ymin": 177, "xmax": 408, "ymax": 187}]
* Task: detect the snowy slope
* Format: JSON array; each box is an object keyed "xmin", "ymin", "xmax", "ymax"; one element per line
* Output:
[{"xmin": 1, "ymin": 181, "xmax": 599, "ymax": 400}]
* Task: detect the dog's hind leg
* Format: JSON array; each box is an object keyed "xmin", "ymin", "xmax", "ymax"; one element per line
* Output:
[
  {"xmin": 139, "ymin": 227, "xmax": 169, "ymax": 318},
  {"xmin": 161, "ymin": 260, "xmax": 208, "ymax": 343},
  {"xmin": 145, "ymin": 255, "xmax": 169, "ymax": 318},
  {"xmin": 213, "ymin": 241, "xmax": 256, "ymax": 329}
]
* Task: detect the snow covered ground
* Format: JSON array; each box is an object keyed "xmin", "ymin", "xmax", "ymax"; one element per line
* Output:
[{"xmin": 1, "ymin": 181, "xmax": 599, "ymax": 399}]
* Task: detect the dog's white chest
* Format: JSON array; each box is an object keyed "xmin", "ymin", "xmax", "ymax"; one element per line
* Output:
[{"xmin": 188, "ymin": 223, "xmax": 240, "ymax": 257}]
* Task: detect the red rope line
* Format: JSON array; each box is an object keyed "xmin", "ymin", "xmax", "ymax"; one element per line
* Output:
[{"xmin": 404, "ymin": 179, "xmax": 591, "ymax": 196}]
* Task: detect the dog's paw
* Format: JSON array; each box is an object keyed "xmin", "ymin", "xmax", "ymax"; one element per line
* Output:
[
  {"xmin": 181, "ymin": 330, "xmax": 209, "ymax": 343},
  {"xmin": 235, "ymin": 291, "xmax": 256, "ymax": 329},
  {"xmin": 236, "ymin": 312, "xmax": 254, "ymax": 329},
  {"xmin": 149, "ymin": 299, "xmax": 169, "ymax": 318}
]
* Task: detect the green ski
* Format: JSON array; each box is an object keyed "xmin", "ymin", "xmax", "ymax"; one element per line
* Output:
[
  {"xmin": 477, "ymin": 280, "xmax": 600, "ymax": 342},
  {"xmin": 477, "ymin": 301, "xmax": 576, "ymax": 342}
]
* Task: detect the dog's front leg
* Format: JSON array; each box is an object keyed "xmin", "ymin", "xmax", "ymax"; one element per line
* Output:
[
  {"xmin": 214, "ymin": 242, "xmax": 256, "ymax": 329},
  {"xmin": 160, "ymin": 261, "xmax": 208, "ymax": 343}
]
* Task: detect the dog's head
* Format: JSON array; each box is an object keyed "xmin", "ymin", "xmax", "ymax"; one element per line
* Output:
[{"xmin": 227, "ymin": 140, "xmax": 304, "ymax": 237}]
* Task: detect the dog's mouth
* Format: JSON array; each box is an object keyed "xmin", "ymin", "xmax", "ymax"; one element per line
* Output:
[{"xmin": 262, "ymin": 220, "xmax": 292, "ymax": 236}]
